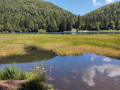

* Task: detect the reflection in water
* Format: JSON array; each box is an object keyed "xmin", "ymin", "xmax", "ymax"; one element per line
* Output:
[
  {"xmin": 72, "ymin": 70, "xmax": 79, "ymax": 73},
  {"xmin": 90, "ymin": 54, "xmax": 98, "ymax": 61},
  {"xmin": 103, "ymin": 57, "xmax": 112, "ymax": 62},
  {"xmin": 82, "ymin": 64, "xmax": 120, "ymax": 86},
  {"xmin": 64, "ymin": 78, "xmax": 70, "ymax": 84}
]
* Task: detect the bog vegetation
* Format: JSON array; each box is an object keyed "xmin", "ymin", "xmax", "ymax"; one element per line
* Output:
[
  {"xmin": 0, "ymin": 34, "xmax": 120, "ymax": 59},
  {"xmin": 0, "ymin": 0, "xmax": 120, "ymax": 32}
]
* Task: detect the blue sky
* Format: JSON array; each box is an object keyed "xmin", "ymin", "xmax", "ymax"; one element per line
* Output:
[{"xmin": 45, "ymin": 0, "xmax": 120, "ymax": 15}]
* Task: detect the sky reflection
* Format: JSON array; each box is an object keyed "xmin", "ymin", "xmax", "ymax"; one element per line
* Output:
[{"xmin": 82, "ymin": 64, "xmax": 120, "ymax": 86}]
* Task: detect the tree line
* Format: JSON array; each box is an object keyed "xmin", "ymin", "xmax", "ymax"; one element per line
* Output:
[
  {"xmin": 0, "ymin": 0, "xmax": 76, "ymax": 32},
  {"xmin": 79, "ymin": 2, "xmax": 120, "ymax": 30},
  {"xmin": 0, "ymin": 0, "xmax": 120, "ymax": 32}
]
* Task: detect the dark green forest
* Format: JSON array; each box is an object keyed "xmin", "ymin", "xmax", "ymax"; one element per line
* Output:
[
  {"xmin": 0, "ymin": 0, "xmax": 120, "ymax": 32},
  {"xmin": 0, "ymin": 0, "xmax": 76, "ymax": 32},
  {"xmin": 81, "ymin": 1, "xmax": 120, "ymax": 30}
]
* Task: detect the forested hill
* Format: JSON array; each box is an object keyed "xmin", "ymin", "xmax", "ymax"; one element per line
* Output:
[
  {"xmin": 81, "ymin": 1, "xmax": 120, "ymax": 30},
  {"xmin": 1, "ymin": 0, "xmax": 120, "ymax": 32},
  {"xmin": 0, "ymin": 0, "xmax": 76, "ymax": 32}
]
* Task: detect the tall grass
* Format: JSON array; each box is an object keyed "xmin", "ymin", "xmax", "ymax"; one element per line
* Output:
[
  {"xmin": 0, "ymin": 65, "xmax": 27, "ymax": 80},
  {"xmin": 19, "ymin": 63, "xmax": 53, "ymax": 90}
]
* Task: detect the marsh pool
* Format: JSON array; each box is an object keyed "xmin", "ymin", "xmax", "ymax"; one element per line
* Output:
[{"xmin": 0, "ymin": 53, "xmax": 120, "ymax": 90}]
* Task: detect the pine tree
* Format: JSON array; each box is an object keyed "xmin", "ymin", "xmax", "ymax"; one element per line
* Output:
[
  {"xmin": 59, "ymin": 18, "xmax": 67, "ymax": 32},
  {"xmin": 48, "ymin": 18, "xmax": 58, "ymax": 32},
  {"xmin": 104, "ymin": 17, "xmax": 109, "ymax": 30},
  {"xmin": 67, "ymin": 19, "xmax": 73, "ymax": 31},
  {"xmin": 77, "ymin": 15, "xmax": 82, "ymax": 30}
]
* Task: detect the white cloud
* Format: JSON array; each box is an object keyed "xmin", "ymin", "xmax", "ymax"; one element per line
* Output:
[
  {"xmin": 105, "ymin": 0, "xmax": 114, "ymax": 4},
  {"xmin": 93, "ymin": 0, "xmax": 101, "ymax": 6},
  {"xmin": 82, "ymin": 64, "xmax": 120, "ymax": 86},
  {"xmin": 103, "ymin": 57, "xmax": 112, "ymax": 62},
  {"xmin": 92, "ymin": 0, "xmax": 114, "ymax": 6}
]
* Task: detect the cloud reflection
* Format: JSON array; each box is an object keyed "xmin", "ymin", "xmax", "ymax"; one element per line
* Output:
[
  {"xmin": 90, "ymin": 54, "xmax": 98, "ymax": 61},
  {"xmin": 82, "ymin": 64, "xmax": 120, "ymax": 86},
  {"xmin": 103, "ymin": 57, "xmax": 112, "ymax": 62}
]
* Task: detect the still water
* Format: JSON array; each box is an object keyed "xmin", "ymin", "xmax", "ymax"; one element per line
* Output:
[
  {"xmin": 0, "ymin": 53, "xmax": 120, "ymax": 90},
  {"xmin": 1, "ymin": 31, "xmax": 120, "ymax": 34}
]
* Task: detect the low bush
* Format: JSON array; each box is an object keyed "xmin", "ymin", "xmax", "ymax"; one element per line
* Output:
[
  {"xmin": 19, "ymin": 75, "xmax": 47, "ymax": 90},
  {"xmin": 38, "ymin": 29, "xmax": 46, "ymax": 34}
]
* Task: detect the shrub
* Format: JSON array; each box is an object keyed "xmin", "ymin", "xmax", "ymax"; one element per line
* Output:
[
  {"xmin": 19, "ymin": 63, "xmax": 48, "ymax": 90},
  {"xmin": 48, "ymin": 84, "xmax": 54, "ymax": 89},
  {"xmin": 19, "ymin": 75, "xmax": 47, "ymax": 90},
  {"xmin": 38, "ymin": 29, "xmax": 46, "ymax": 34},
  {"xmin": 76, "ymin": 29, "xmax": 79, "ymax": 32}
]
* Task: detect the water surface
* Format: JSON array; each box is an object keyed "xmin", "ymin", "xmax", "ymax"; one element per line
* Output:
[
  {"xmin": 0, "ymin": 53, "xmax": 120, "ymax": 90},
  {"xmin": 1, "ymin": 31, "xmax": 120, "ymax": 34}
]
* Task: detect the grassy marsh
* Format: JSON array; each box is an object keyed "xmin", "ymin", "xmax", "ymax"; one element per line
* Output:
[{"xmin": 0, "ymin": 34, "xmax": 120, "ymax": 59}]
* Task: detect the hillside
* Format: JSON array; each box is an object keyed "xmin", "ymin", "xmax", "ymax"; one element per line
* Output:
[
  {"xmin": 80, "ymin": 2, "xmax": 120, "ymax": 30},
  {"xmin": 0, "ymin": 0, "xmax": 76, "ymax": 32}
]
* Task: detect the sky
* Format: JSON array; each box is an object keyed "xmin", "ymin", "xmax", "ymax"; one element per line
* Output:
[{"xmin": 45, "ymin": 0, "xmax": 120, "ymax": 15}]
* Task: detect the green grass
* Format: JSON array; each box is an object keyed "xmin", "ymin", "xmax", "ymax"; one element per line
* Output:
[
  {"xmin": 0, "ymin": 34, "xmax": 120, "ymax": 59},
  {"xmin": 0, "ymin": 34, "xmax": 120, "ymax": 48},
  {"xmin": 0, "ymin": 65, "xmax": 28, "ymax": 80}
]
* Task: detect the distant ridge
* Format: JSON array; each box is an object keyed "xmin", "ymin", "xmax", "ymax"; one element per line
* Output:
[{"xmin": 81, "ymin": 1, "xmax": 120, "ymax": 30}]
